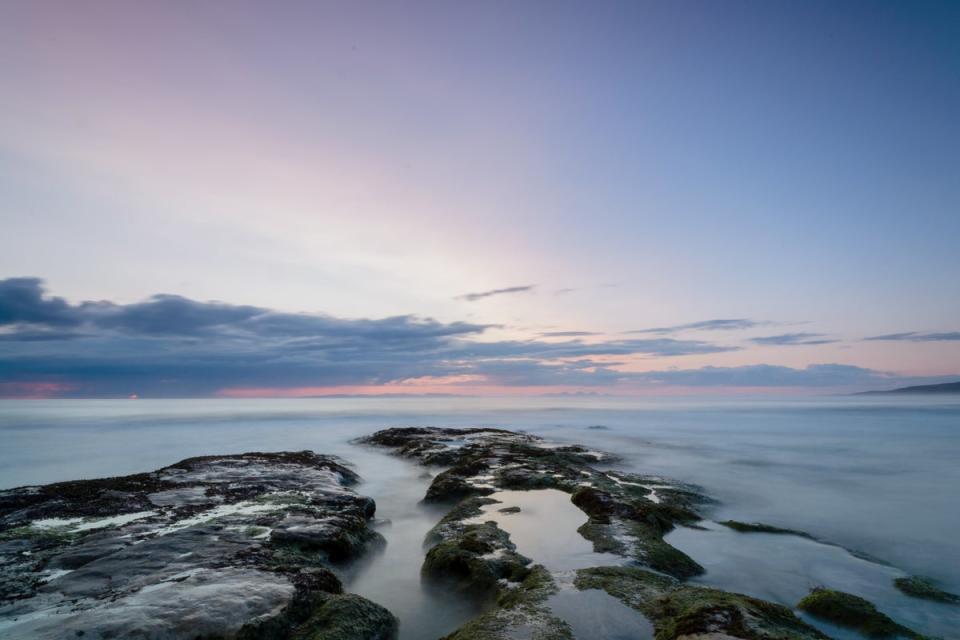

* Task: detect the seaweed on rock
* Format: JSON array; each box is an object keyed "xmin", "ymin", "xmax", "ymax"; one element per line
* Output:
[
  {"xmin": 577, "ymin": 566, "xmax": 829, "ymax": 640},
  {"xmin": 797, "ymin": 588, "xmax": 928, "ymax": 639}
]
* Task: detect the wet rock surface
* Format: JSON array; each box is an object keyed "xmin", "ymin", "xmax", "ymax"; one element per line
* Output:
[
  {"xmin": 361, "ymin": 427, "xmax": 721, "ymax": 639},
  {"xmin": 361, "ymin": 426, "xmax": 926, "ymax": 640},
  {"xmin": 361, "ymin": 427, "xmax": 708, "ymax": 580},
  {"xmin": 577, "ymin": 566, "xmax": 828, "ymax": 640},
  {"xmin": 797, "ymin": 588, "xmax": 927, "ymax": 639},
  {"xmin": 0, "ymin": 451, "xmax": 396, "ymax": 639},
  {"xmin": 892, "ymin": 576, "xmax": 960, "ymax": 605}
]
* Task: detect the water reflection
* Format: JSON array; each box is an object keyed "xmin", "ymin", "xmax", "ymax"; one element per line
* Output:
[{"xmin": 465, "ymin": 489, "xmax": 624, "ymax": 572}]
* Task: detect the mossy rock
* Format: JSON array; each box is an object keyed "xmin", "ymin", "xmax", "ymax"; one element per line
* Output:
[
  {"xmin": 576, "ymin": 518, "xmax": 704, "ymax": 579},
  {"xmin": 893, "ymin": 576, "xmax": 960, "ymax": 604},
  {"xmin": 576, "ymin": 566, "xmax": 828, "ymax": 640},
  {"xmin": 797, "ymin": 588, "xmax": 925, "ymax": 638},
  {"xmin": 291, "ymin": 593, "xmax": 398, "ymax": 640},
  {"xmin": 442, "ymin": 566, "xmax": 573, "ymax": 640},
  {"xmin": 422, "ymin": 522, "xmax": 530, "ymax": 597}
]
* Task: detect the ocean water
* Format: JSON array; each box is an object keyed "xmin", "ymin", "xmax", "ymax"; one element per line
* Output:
[{"xmin": 1, "ymin": 396, "xmax": 958, "ymax": 638}]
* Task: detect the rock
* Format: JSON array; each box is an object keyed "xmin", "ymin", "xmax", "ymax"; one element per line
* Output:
[
  {"xmin": 422, "ymin": 521, "xmax": 531, "ymax": 598},
  {"xmin": 363, "ymin": 426, "xmax": 704, "ymax": 580},
  {"xmin": 0, "ymin": 451, "xmax": 392, "ymax": 640},
  {"xmin": 797, "ymin": 588, "xmax": 927, "ymax": 638},
  {"xmin": 577, "ymin": 566, "xmax": 829, "ymax": 640},
  {"xmin": 717, "ymin": 520, "xmax": 816, "ymax": 539},
  {"xmin": 893, "ymin": 576, "xmax": 960, "ymax": 604},
  {"xmin": 287, "ymin": 593, "xmax": 397, "ymax": 640},
  {"xmin": 441, "ymin": 565, "xmax": 573, "ymax": 640}
]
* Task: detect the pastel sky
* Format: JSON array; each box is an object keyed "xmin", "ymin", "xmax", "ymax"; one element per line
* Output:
[{"xmin": 1, "ymin": 1, "xmax": 958, "ymax": 397}]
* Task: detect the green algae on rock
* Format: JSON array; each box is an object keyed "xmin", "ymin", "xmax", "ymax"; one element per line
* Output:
[
  {"xmin": 360, "ymin": 426, "xmax": 706, "ymax": 579},
  {"xmin": 797, "ymin": 588, "xmax": 926, "ymax": 639},
  {"xmin": 576, "ymin": 566, "xmax": 829, "ymax": 640},
  {"xmin": 893, "ymin": 576, "xmax": 960, "ymax": 605},
  {"xmin": 440, "ymin": 565, "xmax": 574, "ymax": 640}
]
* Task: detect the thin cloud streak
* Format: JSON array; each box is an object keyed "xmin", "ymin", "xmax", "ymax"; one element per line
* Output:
[
  {"xmin": 456, "ymin": 285, "xmax": 535, "ymax": 302},
  {"xmin": 628, "ymin": 318, "xmax": 767, "ymax": 334},
  {"xmin": 749, "ymin": 333, "xmax": 837, "ymax": 346},
  {"xmin": 865, "ymin": 331, "xmax": 960, "ymax": 342}
]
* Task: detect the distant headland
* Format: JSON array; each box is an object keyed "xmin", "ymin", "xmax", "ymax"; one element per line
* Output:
[{"xmin": 857, "ymin": 381, "xmax": 960, "ymax": 395}]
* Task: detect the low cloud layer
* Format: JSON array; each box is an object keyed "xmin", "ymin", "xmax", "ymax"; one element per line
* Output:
[
  {"xmin": 1, "ymin": 278, "xmax": 735, "ymax": 396},
  {"xmin": 456, "ymin": 285, "xmax": 535, "ymax": 302},
  {"xmin": 1, "ymin": 279, "xmax": 951, "ymax": 397}
]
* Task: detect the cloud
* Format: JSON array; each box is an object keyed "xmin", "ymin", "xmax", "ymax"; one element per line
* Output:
[
  {"xmin": 628, "ymin": 364, "xmax": 950, "ymax": 388},
  {"xmin": 456, "ymin": 285, "xmax": 535, "ymax": 302},
  {"xmin": 0, "ymin": 277, "xmax": 81, "ymax": 327},
  {"xmin": 749, "ymin": 333, "xmax": 838, "ymax": 346},
  {"xmin": 552, "ymin": 283, "xmax": 619, "ymax": 296},
  {"xmin": 0, "ymin": 278, "xmax": 737, "ymax": 397},
  {"xmin": 628, "ymin": 318, "xmax": 766, "ymax": 334},
  {"xmin": 865, "ymin": 331, "xmax": 960, "ymax": 342},
  {"xmin": 539, "ymin": 331, "xmax": 599, "ymax": 337},
  {"xmin": 6, "ymin": 279, "xmax": 947, "ymax": 397}
]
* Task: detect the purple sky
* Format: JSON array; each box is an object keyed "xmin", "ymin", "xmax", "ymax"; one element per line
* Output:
[{"xmin": 1, "ymin": 1, "xmax": 958, "ymax": 396}]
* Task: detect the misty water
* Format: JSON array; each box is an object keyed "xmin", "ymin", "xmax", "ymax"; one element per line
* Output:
[{"xmin": 1, "ymin": 396, "xmax": 958, "ymax": 639}]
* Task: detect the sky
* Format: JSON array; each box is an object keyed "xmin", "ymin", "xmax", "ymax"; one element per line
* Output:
[{"xmin": 1, "ymin": 0, "xmax": 958, "ymax": 398}]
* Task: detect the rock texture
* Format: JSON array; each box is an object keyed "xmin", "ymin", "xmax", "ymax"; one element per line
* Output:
[
  {"xmin": 0, "ymin": 451, "xmax": 396, "ymax": 640},
  {"xmin": 361, "ymin": 427, "xmax": 833, "ymax": 640}
]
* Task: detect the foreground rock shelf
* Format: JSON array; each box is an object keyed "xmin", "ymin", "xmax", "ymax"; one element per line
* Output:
[
  {"xmin": 0, "ymin": 428, "xmax": 938, "ymax": 639},
  {"xmin": 0, "ymin": 451, "xmax": 396, "ymax": 639}
]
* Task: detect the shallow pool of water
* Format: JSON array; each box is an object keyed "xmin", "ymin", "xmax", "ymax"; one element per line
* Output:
[
  {"xmin": 547, "ymin": 585, "xmax": 654, "ymax": 640},
  {"xmin": 466, "ymin": 489, "xmax": 625, "ymax": 572}
]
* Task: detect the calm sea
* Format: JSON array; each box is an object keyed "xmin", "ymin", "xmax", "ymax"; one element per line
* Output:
[{"xmin": 1, "ymin": 396, "xmax": 957, "ymax": 638}]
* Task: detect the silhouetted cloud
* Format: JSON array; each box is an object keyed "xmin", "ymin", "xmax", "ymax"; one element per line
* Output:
[
  {"xmin": 456, "ymin": 285, "xmax": 535, "ymax": 302},
  {"xmin": 0, "ymin": 277, "xmax": 81, "ymax": 327},
  {"xmin": 749, "ymin": 333, "xmax": 837, "ymax": 346},
  {"xmin": 0, "ymin": 278, "xmax": 737, "ymax": 397},
  {"xmin": 628, "ymin": 318, "xmax": 766, "ymax": 334},
  {"xmin": 865, "ymin": 331, "xmax": 960, "ymax": 342},
  {"xmin": 5, "ymin": 279, "xmax": 947, "ymax": 397}
]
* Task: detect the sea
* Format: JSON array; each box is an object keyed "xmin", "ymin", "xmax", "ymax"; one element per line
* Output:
[{"xmin": 1, "ymin": 396, "xmax": 958, "ymax": 639}]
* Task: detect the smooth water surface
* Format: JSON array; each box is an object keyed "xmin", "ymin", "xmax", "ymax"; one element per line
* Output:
[{"xmin": 1, "ymin": 395, "xmax": 958, "ymax": 638}]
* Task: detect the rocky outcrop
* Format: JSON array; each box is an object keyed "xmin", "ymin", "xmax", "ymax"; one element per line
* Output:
[
  {"xmin": 577, "ymin": 566, "xmax": 829, "ymax": 640},
  {"xmin": 360, "ymin": 427, "xmax": 706, "ymax": 579},
  {"xmin": 797, "ymin": 588, "xmax": 927, "ymax": 639},
  {"xmin": 893, "ymin": 576, "xmax": 960, "ymax": 605},
  {"xmin": 0, "ymin": 451, "xmax": 396, "ymax": 639}
]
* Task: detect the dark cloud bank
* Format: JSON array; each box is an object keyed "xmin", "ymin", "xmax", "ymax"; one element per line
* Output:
[{"xmin": 0, "ymin": 278, "xmax": 949, "ymax": 397}]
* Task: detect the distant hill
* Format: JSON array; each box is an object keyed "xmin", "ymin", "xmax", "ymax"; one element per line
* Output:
[{"xmin": 857, "ymin": 381, "xmax": 960, "ymax": 395}]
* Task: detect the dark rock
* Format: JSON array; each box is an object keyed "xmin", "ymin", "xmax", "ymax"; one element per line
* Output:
[
  {"xmin": 578, "ymin": 566, "xmax": 829, "ymax": 640},
  {"xmin": 797, "ymin": 588, "xmax": 927, "ymax": 638},
  {"xmin": 0, "ymin": 451, "xmax": 391, "ymax": 639},
  {"xmin": 893, "ymin": 576, "xmax": 960, "ymax": 604}
]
